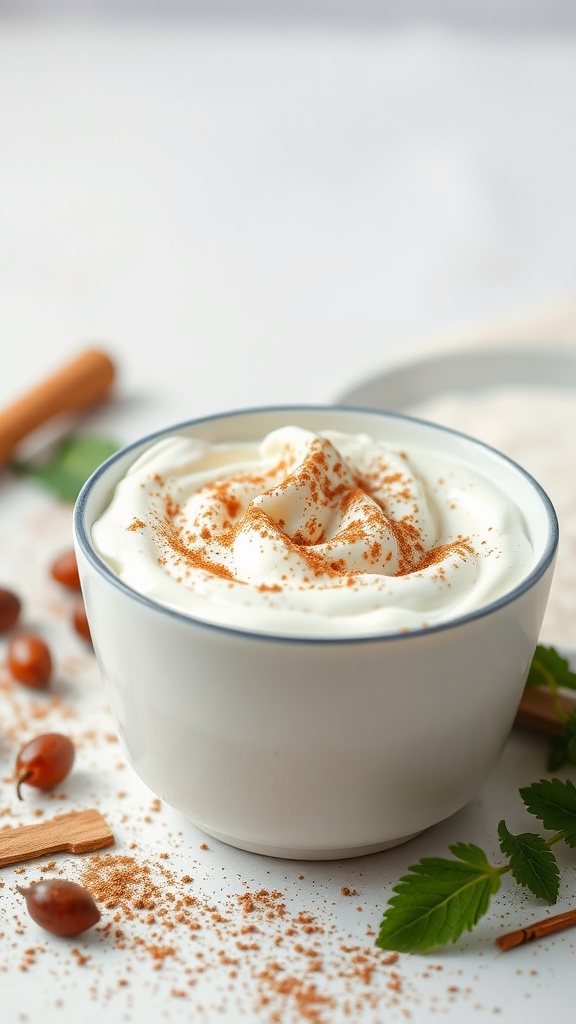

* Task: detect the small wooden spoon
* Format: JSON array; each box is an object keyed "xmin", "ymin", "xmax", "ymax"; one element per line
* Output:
[{"xmin": 0, "ymin": 348, "xmax": 116, "ymax": 466}]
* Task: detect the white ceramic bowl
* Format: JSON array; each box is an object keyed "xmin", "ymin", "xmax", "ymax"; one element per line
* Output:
[{"xmin": 73, "ymin": 406, "xmax": 558, "ymax": 860}]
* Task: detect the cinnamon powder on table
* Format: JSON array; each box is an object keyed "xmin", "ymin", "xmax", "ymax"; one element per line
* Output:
[{"xmin": 71, "ymin": 849, "xmax": 419, "ymax": 1022}]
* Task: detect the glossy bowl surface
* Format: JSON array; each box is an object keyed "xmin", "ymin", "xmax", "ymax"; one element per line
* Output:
[{"xmin": 74, "ymin": 406, "xmax": 558, "ymax": 859}]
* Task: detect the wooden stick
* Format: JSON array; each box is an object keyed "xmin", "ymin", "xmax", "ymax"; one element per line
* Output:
[
  {"xmin": 515, "ymin": 687, "xmax": 576, "ymax": 737},
  {"xmin": 0, "ymin": 809, "xmax": 114, "ymax": 867},
  {"xmin": 496, "ymin": 907, "xmax": 576, "ymax": 951},
  {"xmin": 0, "ymin": 348, "xmax": 116, "ymax": 465}
]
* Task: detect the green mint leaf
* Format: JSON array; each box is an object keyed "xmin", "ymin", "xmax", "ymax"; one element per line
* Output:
[
  {"xmin": 497, "ymin": 821, "xmax": 559, "ymax": 903},
  {"xmin": 547, "ymin": 734, "xmax": 571, "ymax": 772},
  {"xmin": 520, "ymin": 778, "xmax": 576, "ymax": 848},
  {"xmin": 564, "ymin": 711, "xmax": 576, "ymax": 762},
  {"xmin": 14, "ymin": 434, "xmax": 119, "ymax": 502},
  {"xmin": 375, "ymin": 843, "xmax": 501, "ymax": 953},
  {"xmin": 546, "ymin": 712, "xmax": 576, "ymax": 772},
  {"xmin": 526, "ymin": 644, "xmax": 576, "ymax": 692}
]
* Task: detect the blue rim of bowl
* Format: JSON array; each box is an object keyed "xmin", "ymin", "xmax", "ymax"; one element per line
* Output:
[{"xmin": 74, "ymin": 403, "xmax": 559, "ymax": 646}]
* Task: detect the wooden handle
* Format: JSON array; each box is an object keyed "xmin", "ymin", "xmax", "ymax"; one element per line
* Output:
[
  {"xmin": 0, "ymin": 808, "xmax": 114, "ymax": 867},
  {"xmin": 0, "ymin": 348, "xmax": 116, "ymax": 465}
]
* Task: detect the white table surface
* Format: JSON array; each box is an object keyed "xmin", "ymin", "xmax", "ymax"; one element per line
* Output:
[{"xmin": 1, "ymin": 17, "xmax": 576, "ymax": 1022}]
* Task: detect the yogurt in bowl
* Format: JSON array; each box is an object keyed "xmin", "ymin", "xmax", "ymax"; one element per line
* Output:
[{"xmin": 74, "ymin": 406, "xmax": 558, "ymax": 859}]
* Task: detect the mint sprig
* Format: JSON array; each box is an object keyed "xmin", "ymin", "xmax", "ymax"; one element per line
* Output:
[
  {"xmin": 497, "ymin": 821, "xmax": 559, "ymax": 902},
  {"xmin": 13, "ymin": 434, "xmax": 119, "ymax": 502},
  {"xmin": 519, "ymin": 777, "xmax": 576, "ymax": 847},
  {"xmin": 525, "ymin": 644, "xmax": 576, "ymax": 770},
  {"xmin": 376, "ymin": 778, "xmax": 576, "ymax": 954},
  {"xmin": 547, "ymin": 711, "xmax": 576, "ymax": 772},
  {"xmin": 526, "ymin": 645, "xmax": 576, "ymax": 693},
  {"xmin": 376, "ymin": 844, "xmax": 502, "ymax": 953}
]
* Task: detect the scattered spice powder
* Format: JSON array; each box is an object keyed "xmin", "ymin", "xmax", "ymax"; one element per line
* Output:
[
  {"xmin": 140, "ymin": 434, "xmax": 475, "ymax": 594},
  {"xmin": 70, "ymin": 849, "xmax": 425, "ymax": 1021},
  {"xmin": 127, "ymin": 518, "xmax": 146, "ymax": 532}
]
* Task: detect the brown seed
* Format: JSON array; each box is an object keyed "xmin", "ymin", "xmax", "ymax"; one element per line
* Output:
[
  {"xmin": 17, "ymin": 878, "xmax": 100, "ymax": 936},
  {"xmin": 8, "ymin": 632, "xmax": 52, "ymax": 688},
  {"xmin": 50, "ymin": 549, "xmax": 81, "ymax": 591},
  {"xmin": 15, "ymin": 732, "xmax": 75, "ymax": 799},
  {"xmin": 72, "ymin": 597, "xmax": 92, "ymax": 645},
  {"xmin": 0, "ymin": 587, "xmax": 21, "ymax": 633}
]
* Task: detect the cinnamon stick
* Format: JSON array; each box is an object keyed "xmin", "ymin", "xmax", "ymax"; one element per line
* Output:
[
  {"xmin": 515, "ymin": 687, "xmax": 576, "ymax": 737},
  {"xmin": 496, "ymin": 907, "xmax": 576, "ymax": 951},
  {"xmin": 0, "ymin": 348, "xmax": 116, "ymax": 465},
  {"xmin": 0, "ymin": 809, "xmax": 114, "ymax": 867}
]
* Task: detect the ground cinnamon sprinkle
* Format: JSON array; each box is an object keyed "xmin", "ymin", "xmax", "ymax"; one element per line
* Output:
[
  {"xmin": 153, "ymin": 497, "xmax": 236, "ymax": 582},
  {"xmin": 139, "ymin": 434, "xmax": 474, "ymax": 593},
  {"xmin": 127, "ymin": 518, "xmax": 146, "ymax": 532},
  {"xmin": 80, "ymin": 853, "xmax": 161, "ymax": 914}
]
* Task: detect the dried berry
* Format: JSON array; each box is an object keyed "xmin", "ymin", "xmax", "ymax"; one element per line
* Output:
[
  {"xmin": 0, "ymin": 587, "xmax": 21, "ymax": 633},
  {"xmin": 15, "ymin": 732, "xmax": 75, "ymax": 799},
  {"xmin": 17, "ymin": 878, "xmax": 100, "ymax": 936},
  {"xmin": 50, "ymin": 549, "xmax": 81, "ymax": 591},
  {"xmin": 72, "ymin": 596, "xmax": 92, "ymax": 645},
  {"xmin": 8, "ymin": 632, "xmax": 52, "ymax": 688}
]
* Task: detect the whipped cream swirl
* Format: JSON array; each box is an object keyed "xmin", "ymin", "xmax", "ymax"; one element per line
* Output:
[{"xmin": 91, "ymin": 426, "xmax": 533, "ymax": 637}]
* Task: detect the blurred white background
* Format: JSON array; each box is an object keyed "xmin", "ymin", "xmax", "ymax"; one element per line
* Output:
[
  {"xmin": 0, "ymin": 0, "xmax": 575, "ymax": 424},
  {"xmin": 3, "ymin": 0, "xmax": 576, "ymax": 28}
]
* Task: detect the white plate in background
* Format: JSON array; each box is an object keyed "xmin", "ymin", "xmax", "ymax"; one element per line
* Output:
[{"xmin": 338, "ymin": 343, "xmax": 576, "ymax": 411}]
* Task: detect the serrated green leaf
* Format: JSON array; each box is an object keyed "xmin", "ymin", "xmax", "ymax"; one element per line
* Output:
[
  {"xmin": 520, "ymin": 778, "xmax": 576, "ymax": 848},
  {"xmin": 447, "ymin": 842, "xmax": 494, "ymax": 870},
  {"xmin": 526, "ymin": 644, "xmax": 576, "ymax": 692},
  {"xmin": 497, "ymin": 821, "xmax": 559, "ymax": 903},
  {"xmin": 14, "ymin": 434, "xmax": 119, "ymax": 502},
  {"xmin": 375, "ymin": 844, "xmax": 501, "ymax": 954}
]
